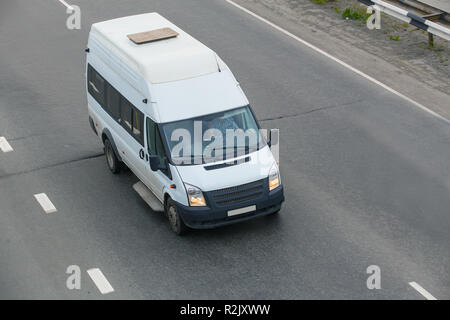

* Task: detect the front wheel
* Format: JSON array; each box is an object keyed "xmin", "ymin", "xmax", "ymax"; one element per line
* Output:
[
  {"xmin": 166, "ymin": 198, "xmax": 188, "ymax": 236},
  {"xmin": 267, "ymin": 204, "xmax": 283, "ymax": 217}
]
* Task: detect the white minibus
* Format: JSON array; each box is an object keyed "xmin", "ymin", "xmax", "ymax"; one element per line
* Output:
[{"xmin": 86, "ymin": 13, "xmax": 284, "ymax": 234}]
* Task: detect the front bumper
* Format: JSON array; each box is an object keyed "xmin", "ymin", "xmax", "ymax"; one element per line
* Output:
[{"xmin": 175, "ymin": 185, "xmax": 284, "ymax": 229}]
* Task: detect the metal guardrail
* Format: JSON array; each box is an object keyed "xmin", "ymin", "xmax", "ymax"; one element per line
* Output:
[
  {"xmin": 359, "ymin": 0, "xmax": 450, "ymax": 42},
  {"xmin": 401, "ymin": 0, "xmax": 450, "ymax": 22}
]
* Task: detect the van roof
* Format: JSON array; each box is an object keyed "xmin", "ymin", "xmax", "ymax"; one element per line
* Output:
[{"xmin": 90, "ymin": 13, "xmax": 220, "ymax": 84}]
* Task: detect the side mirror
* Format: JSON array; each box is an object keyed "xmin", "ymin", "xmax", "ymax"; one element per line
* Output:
[
  {"xmin": 149, "ymin": 155, "xmax": 167, "ymax": 172},
  {"xmin": 267, "ymin": 129, "xmax": 279, "ymax": 148}
]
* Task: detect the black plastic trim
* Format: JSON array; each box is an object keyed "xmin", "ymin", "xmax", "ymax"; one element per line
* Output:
[
  {"xmin": 89, "ymin": 116, "xmax": 98, "ymax": 136},
  {"xmin": 175, "ymin": 185, "xmax": 284, "ymax": 229}
]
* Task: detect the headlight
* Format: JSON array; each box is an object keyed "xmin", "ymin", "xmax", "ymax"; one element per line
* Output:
[
  {"xmin": 268, "ymin": 163, "xmax": 281, "ymax": 191},
  {"xmin": 184, "ymin": 183, "xmax": 206, "ymax": 206}
]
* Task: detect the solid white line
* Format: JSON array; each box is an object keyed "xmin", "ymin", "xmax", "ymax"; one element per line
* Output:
[
  {"xmin": 409, "ymin": 282, "xmax": 437, "ymax": 300},
  {"xmin": 34, "ymin": 193, "xmax": 57, "ymax": 214},
  {"xmin": 225, "ymin": 0, "xmax": 450, "ymax": 124},
  {"xmin": 58, "ymin": 0, "xmax": 74, "ymax": 10},
  {"xmin": 87, "ymin": 268, "xmax": 115, "ymax": 295},
  {"xmin": 0, "ymin": 137, "xmax": 13, "ymax": 153}
]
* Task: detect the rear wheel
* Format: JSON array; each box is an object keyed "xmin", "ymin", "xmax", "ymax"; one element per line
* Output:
[
  {"xmin": 166, "ymin": 198, "xmax": 188, "ymax": 236},
  {"xmin": 104, "ymin": 139, "xmax": 121, "ymax": 174}
]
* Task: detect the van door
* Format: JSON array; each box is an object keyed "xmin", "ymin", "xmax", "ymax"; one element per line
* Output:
[
  {"xmin": 118, "ymin": 97, "xmax": 148, "ymax": 182},
  {"xmin": 146, "ymin": 117, "xmax": 171, "ymax": 202}
]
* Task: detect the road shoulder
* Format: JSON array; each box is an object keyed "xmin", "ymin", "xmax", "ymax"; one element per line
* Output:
[{"xmin": 231, "ymin": 0, "xmax": 450, "ymax": 120}]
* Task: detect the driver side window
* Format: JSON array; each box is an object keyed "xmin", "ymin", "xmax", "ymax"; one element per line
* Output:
[{"xmin": 146, "ymin": 117, "xmax": 166, "ymax": 163}]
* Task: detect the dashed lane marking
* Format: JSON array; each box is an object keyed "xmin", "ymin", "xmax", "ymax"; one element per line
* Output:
[
  {"xmin": 87, "ymin": 268, "xmax": 115, "ymax": 295},
  {"xmin": 409, "ymin": 282, "xmax": 437, "ymax": 300},
  {"xmin": 0, "ymin": 137, "xmax": 13, "ymax": 153},
  {"xmin": 34, "ymin": 193, "xmax": 57, "ymax": 214}
]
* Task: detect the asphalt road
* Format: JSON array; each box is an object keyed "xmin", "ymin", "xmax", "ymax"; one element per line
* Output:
[{"xmin": 0, "ymin": 0, "xmax": 449, "ymax": 299}]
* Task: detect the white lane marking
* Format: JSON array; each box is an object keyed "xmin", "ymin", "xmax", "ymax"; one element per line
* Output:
[
  {"xmin": 0, "ymin": 137, "xmax": 13, "ymax": 153},
  {"xmin": 34, "ymin": 193, "xmax": 57, "ymax": 214},
  {"xmin": 87, "ymin": 268, "xmax": 115, "ymax": 295},
  {"xmin": 409, "ymin": 282, "xmax": 437, "ymax": 300},
  {"xmin": 225, "ymin": 0, "xmax": 450, "ymax": 124},
  {"xmin": 58, "ymin": 0, "xmax": 74, "ymax": 10}
]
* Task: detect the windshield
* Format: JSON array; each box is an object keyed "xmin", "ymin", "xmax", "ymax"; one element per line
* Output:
[{"xmin": 161, "ymin": 106, "xmax": 266, "ymax": 165}]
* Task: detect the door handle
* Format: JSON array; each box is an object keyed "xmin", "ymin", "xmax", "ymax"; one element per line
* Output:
[{"xmin": 139, "ymin": 149, "xmax": 145, "ymax": 160}]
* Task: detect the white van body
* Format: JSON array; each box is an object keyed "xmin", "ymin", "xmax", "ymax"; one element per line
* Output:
[{"xmin": 86, "ymin": 13, "xmax": 284, "ymax": 234}]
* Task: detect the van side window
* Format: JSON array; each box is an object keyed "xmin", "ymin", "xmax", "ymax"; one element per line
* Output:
[
  {"xmin": 147, "ymin": 118, "xmax": 166, "ymax": 158},
  {"xmin": 120, "ymin": 97, "xmax": 133, "ymax": 132},
  {"xmin": 106, "ymin": 84, "xmax": 121, "ymax": 120},
  {"xmin": 155, "ymin": 128, "xmax": 166, "ymax": 163},
  {"xmin": 87, "ymin": 64, "xmax": 144, "ymax": 147},
  {"xmin": 132, "ymin": 108, "xmax": 144, "ymax": 145},
  {"xmin": 87, "ymin": 65, "xmax": 105, "ymax": 106},
  {"xmin": 147, "ymin": 117, "xmax": 157, "ymax": 155},
  {"xmin": 147, "ymin": 117, "xmax": 167, "ymax": 169}
]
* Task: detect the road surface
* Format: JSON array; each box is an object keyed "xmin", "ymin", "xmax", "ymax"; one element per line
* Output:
[{"xmin": 0, "ymin": 0, "xmax": 449, "ymax": 299}]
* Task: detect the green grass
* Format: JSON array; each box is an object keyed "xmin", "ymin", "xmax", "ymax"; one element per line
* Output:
[
  {"xmin": 341, "ymin": 7, "xmax": 370, "ymax": 22},
  {"xmin": 310, "ymin": 0, "xmax": 329, "ymax": 4},
  {"xmin": 389, "ymin": 35, "xmax": 400, "ymax": 41}
]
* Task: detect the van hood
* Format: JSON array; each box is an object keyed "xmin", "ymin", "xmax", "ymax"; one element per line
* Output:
[{"xmin": 175, "ymin": 146, "xmax": 276, "ymax": 192}]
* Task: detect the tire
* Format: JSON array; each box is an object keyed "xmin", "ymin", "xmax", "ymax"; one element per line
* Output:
[
  {"xmin": 104, "ymin": 138, "xmax": 121, "ymax": 174},
  {"xmin": 166, "ymin": 198, "xmax": 188, "ymax": 236},
  {"xmin": 268, "ymin": 205, "xmax": 282, "ymax": 217},
  {"xmin": 270, "ymin": 201, "xmax": 284, "ymax": 216},
  {"xmin": 270, "ymin": 209, "xmax": 280, "ymax": 215},
  {"xmin": 121, "ymin": 162, "xmax": 130, "ymax": 172}
]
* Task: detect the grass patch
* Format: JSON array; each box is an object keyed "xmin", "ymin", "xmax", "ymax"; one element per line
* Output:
[
  {"xmin": 310, "ymin": 0, "xmax": 329, "ymax": 4},
  {"xmin": 389, "ymin": 35, "xmax": 400, "ymax": 41},
  {"xmin": 341, "ymin": 7, "xmax": 370, "ymax": 22},
  {"xmin": 424, "ymin": 42, "xmax": 445, "ymax": 52}
]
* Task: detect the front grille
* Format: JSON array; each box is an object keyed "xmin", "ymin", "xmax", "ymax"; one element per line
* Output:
[{"xmin": 209, "ymin": 179, "xmax": 265, "ymax": 207}]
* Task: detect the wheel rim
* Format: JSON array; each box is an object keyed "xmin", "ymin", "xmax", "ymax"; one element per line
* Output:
[
  {"xmin": 106, "ymin": 145, "xmax": 114, "ymax": 169},
  {"xmin": 168, "ymin": 205, "xmax": 179, "ymax": 233}
]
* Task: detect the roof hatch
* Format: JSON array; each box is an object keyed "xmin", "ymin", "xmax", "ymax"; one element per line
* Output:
[{"xmin": 127, "ymin": 27, "xmax": 179, "ymax": 45}]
